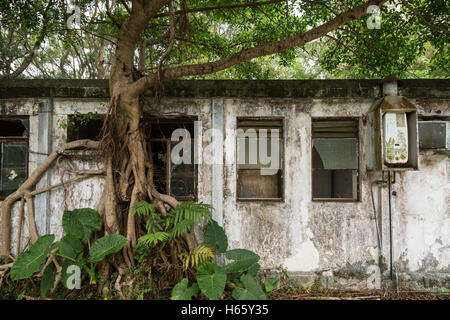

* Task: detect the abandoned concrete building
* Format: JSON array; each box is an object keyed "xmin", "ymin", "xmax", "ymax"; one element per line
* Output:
[{"xmin": 0, "ymin": 78, "xmax": 448, "ymax": 291}]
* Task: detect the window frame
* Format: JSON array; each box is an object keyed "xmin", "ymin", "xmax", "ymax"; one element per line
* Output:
[
  {"xmin": 145, "ymin": 116, "xmax": 198, "ymax": 202},
  {"xmin": 236, "ymin": 117, "xmax": 285, "ymax": 202},
  {"xmin": 311, "ymin": 117, "xmax": 360, "ymax": 202},
  {"xmin": 0, "ymin": 116, "xmax": 30, "ymax": 201}
]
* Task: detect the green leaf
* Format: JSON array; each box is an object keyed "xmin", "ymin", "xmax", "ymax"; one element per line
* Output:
[
  {"xmin": 11, "ymin": 234, "xmax": 55, "ymax": 280},
  {"xmin": 170, "ymin": 219, "xmax": 196, "ymax": 239},
  {"xmin": 131, "ymin": 201, "xmax": 156, "ymax": 217},
  {"xmin": 247, "ymin": 262, "xmax": 261, "ymax": 277},
  {"xmin": 232, "ymin": 274, "xmax": 267, "ymax": 300},
  {"xmin": 264, "ymin": 277, "xmax": 280, "ymax": 293},
  {"xmin": 173, "ymin": 202, "xmax": 213, "ymax": 225},
  {"xmin": 61, "ymin": 235, "xmax": 83, "ymax": 252},
  {"xmin": 225, "ymin": 249, "xmax": 260, "ymax": 273},
  {"xmin": 55, "ymin": 235, "xmax": 83, "ymax": 260},
  {"xmin": 40, "ymin": 264, "xmax": 55, "ymax": 297},
  {"xmin": 138, "ymin": 232, "xmax": 170, "ymax": 247},
  {"xmin": 62, "ymin": 208, "xmax": 102, "ymax": 240},
  {"xmin": 89, "ymin": 234, "xmax": 128, "ymax": 263},
  {"xmin": 196, "ymin": 263, "xmax": 226, "ymax": 300},
  {"xmin": 171, "ymin": 278, "xmax": 199, "ymax": 300},
  {"xmin": 205, "ymin": 220, "xmax": 228, "ymax": 254}
]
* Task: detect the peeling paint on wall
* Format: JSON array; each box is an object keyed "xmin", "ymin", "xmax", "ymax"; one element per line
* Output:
[{"xmin": 284, "ymin": 240, "xmax": 320, "ymax": 272}]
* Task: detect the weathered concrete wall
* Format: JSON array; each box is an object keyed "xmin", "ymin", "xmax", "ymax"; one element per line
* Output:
[
  {"xmin": 0, "ymin": 79, "xmax": 448, "ymax": 291},
  {"xmin": 48, "ymin": 98, "xmax": 109, "ymax": 241}
]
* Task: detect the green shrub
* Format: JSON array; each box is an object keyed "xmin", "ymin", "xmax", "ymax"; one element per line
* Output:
[
  {"xmin": 171, "ymin": 218, "xmax": 279, "ymax": 300},
  {"xmin": 11, "ymin": 208, "xmax": 127, "ymax": 297}
]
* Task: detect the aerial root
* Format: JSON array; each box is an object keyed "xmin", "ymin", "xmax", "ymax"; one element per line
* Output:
[
  {"xmin": 51, "ymin": 256, "xmax": 62, "ymax": 292},
  {"xmin": 1, "ymin": 139, "xmax": 101, "ymax": 258},
  {"xmin": 113, "ymin": 263, "xmax": 128, "ymax": 299}
]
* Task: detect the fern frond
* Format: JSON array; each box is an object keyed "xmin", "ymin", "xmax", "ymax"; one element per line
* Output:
[
  {"xmin": 146, "ymin": 217, "xmax": 164, "ymax": 234},
  {"xmin": 181, "ymin": 245, "xmax": 216, "ymax": 270},
  {"xmin": 170, "ymin": 201, "xmax": 213, "ymax": 226},
  {"xmin": 170, "ymin": 219, "xmax": 194, "ymax": 239},
  {"xmin": 137, "ymin": 232, "xmax": 170, "ymax": 247},
  {"xmin": 132, "ymin": 201, "xmax": 157, "ymax": 217}
]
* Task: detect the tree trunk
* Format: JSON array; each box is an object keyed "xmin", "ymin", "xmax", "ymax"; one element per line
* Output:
[{"xmin": 97, "ymin": 81, "xmax": 197, "ymax": 275}]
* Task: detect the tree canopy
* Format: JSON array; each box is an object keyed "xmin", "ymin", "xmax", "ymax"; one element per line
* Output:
[{"xmin": 0, "ymin": 0, "xmax": 448, "ymax": 80}]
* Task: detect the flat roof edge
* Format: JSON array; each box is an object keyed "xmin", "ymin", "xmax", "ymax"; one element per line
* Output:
[{"xmin": 0, "ymin": 79, "xmax": 448, "ymax": 99}]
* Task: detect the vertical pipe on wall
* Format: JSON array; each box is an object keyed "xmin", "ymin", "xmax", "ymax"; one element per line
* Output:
[
  {"xmin": 388, "ymin": 170, "xmax": 399, "ymax": 293},
  {"xmin": 388, "ymin": 171, "xmax": 393, "ymax": 279},
  {"xmin": 370, "ymin": 176, "xmax": 386, "ymax": 274}
]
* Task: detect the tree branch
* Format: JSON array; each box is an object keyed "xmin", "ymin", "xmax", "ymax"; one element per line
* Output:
[
  {"xmin": 153, "ymin": 0, "xmax": 284, "ymax": 18},
  {"xmin": 119, "ymin": 0, "xmax": 132, "ymax": 14},
  {"xmin": 1, "ymin": 139, "xmax": 99, "ymax": 257},
  {"xmin": 3, "ymin": 0, "xmax": 54, "ymax": 79},
  {"xmin": 400, "ymin": 0, "xmax": 449, "ymax": 35},
  {"xmin": 110, "ymin": 0, "xmax": 169, "ymax": 87},
  {"xmin": 157, "ymin": 0, "xmax": 176, "ymax": 69},
  {"xmin": 132, "ymin": 0, "xmax": 389, "ymax": 95}
]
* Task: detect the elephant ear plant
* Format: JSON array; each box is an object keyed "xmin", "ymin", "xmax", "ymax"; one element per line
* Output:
[
  {"xmin": 171, "ymin": 220, "xmax": 279, "ymax": 300},
  {"xmin": 10, "ymin": 208, "xmax": 127, "ymax": 297}
]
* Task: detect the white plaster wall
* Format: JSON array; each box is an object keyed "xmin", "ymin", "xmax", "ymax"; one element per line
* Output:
[
  {"xmin": 395, "ymin": 155, "xmax": 449, "ymax": 272},
  {"xmin": 221, "ymin": 97, "xmax": 449, "ymax": 289},
  {"xmin": 48, "ymin": 98, "xmax": 108, "ymax": 240}
]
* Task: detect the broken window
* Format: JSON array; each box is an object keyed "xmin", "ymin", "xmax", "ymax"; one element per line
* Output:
[
  {"xmin": 312, "ymin": 119, "xmax": 359, "ymax": 201},
  {"xmin": 66, "ymin": 113, "xmax": 104, "ymax": 142},
  {"xmin": 0, "ymin": 117, "xmax": 29, "ymax": 199},
  {"xmin": 145, "ymin": 117, "xmax": 197, "ymax": 200},
  {"xmin": 237, "ymin": 119, "xmax": 284, "ymax": 200}
]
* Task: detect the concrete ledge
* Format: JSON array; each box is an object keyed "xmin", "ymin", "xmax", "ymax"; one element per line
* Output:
[
  {"xmin": 261, "ymin": 269, "xmax": 450, "ymax": 292},
  {"xmin": 0, "ymin": 79, "xmax": 448, "ymax": 99}
]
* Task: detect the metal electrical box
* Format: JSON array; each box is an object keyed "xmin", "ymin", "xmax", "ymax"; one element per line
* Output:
[
  {"xmin": 383, "ymin": 112, "xmax": 409, "ymax": 164},
  {"xmin": 366, "ymin": 96, "xmax": 419, "ymax": 171},
  {"xmin": 418, "ymin": 121, "xmax": 449, "ymax": 150}
]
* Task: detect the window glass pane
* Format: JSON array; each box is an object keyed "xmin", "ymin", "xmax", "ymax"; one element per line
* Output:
[
  {"xmin": 312, "ymin": 119, "xmax": 359, "ymax": 200},
  {"xmin": 0, "ymin": 119, "xmax": 28, "ymax": 137},
  {"xmin": 170, "ymin": 141, "xmax": 195, "ymax": 199},
  {"xmin": 237, "ymin": 137, "xmax": 282, "ymax": 170},
  {"xmin": 150, "ymin": 141, "xmax": 167, "ymax": 194},
  {"xmin": 312, "ymin": 169, "xmax": 357, "ymax": 199},
  {"xmin": 236, "ymin": 119, "xmax": 283, "ymax": 199},
  {"xmin": 1, "ymin": 142, "xmax": 28, "ymax": 197},
  {"xmin": 147, "ymin": 117, "xmax": 198, "ymax": 200},
  {"xmin": 238, "ymin": 169, "xmax": 282, "ymax": 199},
  {"xmin": 313, "ymin": 139, "xmax": 358, "ymax": 170}
]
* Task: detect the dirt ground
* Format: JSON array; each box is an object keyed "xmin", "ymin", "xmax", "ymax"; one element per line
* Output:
[{"xmin": 269, "ymin": 289, "xmax": 449, "ymax": 300}]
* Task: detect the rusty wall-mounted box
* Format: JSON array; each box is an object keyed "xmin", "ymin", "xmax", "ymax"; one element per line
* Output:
[{"xmin": 366, "ymin": 96, "xmax": 419, "ymax": 171}]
